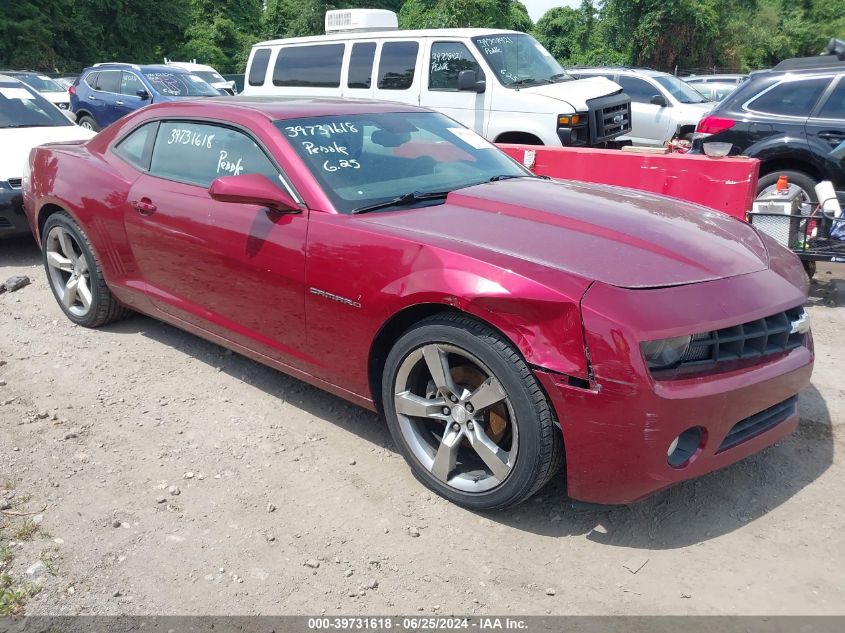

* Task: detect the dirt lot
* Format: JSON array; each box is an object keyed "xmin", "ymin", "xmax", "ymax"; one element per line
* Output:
[{"xmin": 1, "ymin": 236, "xmax": 844, "ymax": 616}]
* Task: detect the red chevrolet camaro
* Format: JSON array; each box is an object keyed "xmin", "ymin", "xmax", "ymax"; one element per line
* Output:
[{"xmin": 22, "ymin": 98, "xmax": 813, "ymax": 510}]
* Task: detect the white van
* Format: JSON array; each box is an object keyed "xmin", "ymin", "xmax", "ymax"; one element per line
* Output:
[
  {"xmin": 243, "ymin": 9, "xmax": 631, "ymax": 147},
  {"xmin": 164, "ymin": 60, "xmax": 237, "ymax": 95}
]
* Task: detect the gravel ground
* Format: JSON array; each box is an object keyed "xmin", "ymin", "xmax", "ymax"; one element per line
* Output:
[{"xmin": 1, "ymin": 236, "xmax": 844, "ymax": 616}]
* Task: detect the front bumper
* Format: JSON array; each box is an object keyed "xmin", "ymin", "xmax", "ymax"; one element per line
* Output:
[
  {"xmin": 0, "ymin": 187, "xmax": 30, "ymax": 238},
  {"xmin": 537, "ymin": 268, "xmax": 814, "ymax": 505}
]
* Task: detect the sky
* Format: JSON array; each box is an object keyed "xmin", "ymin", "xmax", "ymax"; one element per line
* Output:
[{"xmin": 522, "ymin": 0, "xmax": 581, "ymax": 22}]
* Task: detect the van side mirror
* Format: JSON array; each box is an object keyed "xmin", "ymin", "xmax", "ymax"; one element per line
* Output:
[
  {"xmin": 458, "ymin": 70, "xmax": 485, "ymax": 93},
  {"xmin": 650, "ymin": 94, "xmax": 668, "ymax": 107},
  {"xmin": 208, "ymin": 174, "xmax": 299, "ymax": 213}
]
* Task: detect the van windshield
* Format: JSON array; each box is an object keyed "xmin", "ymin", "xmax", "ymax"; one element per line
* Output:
[
  {"xmin": 276, "ymin": 112, "xmax": 531, "ymax": 214},
  {"xmin": 472, "ymin": 34, "xmax": 571, "ymax": 88}
]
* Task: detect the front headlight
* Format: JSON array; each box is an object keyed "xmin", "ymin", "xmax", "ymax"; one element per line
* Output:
[{"xmin": 640, "ymin": 335, "xmax": 692, "ymax": 370}]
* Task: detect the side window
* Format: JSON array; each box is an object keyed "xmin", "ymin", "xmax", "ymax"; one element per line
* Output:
[
  {"xmin": 248, "ymin": 48, "xmax": 272, "ymax": 86},
  {"xmin": 95, "ymin": 71, "xmax": 120, "ymax": 93},
  {"xmin": 348, "ymin": 42, "xmax": 376, "ymax": 89},
  {"xmin": 748, "ymin": 77, "xmax": 830, "ymax": 117},
  {"xmin": 84, "ymin": 71, "xmax": 99, "ymax": 89},
  {"xmin": 273, "ymin": 44, "xmax": 345, "ymax": 88},
  {"xmin": 429, "ymin": 42, "xmax": 483, "ymax": 91},
  {"xmin": 377, "ymin": 41, "xmax": 419, "ymax": 90},
  {"xmin": 150, "ymin": 121, "xmax": 281, "ymax": 188},
  {"xmin": 113, "ymin": 122, "xmax": 157, "ymax": 169},
  {"xmin": 121, "ymin": 72, "xmax": 145, "ymax": 96},
  {"xmin": 816, "ymin": 78, "xmax": 845, "ymax": 120},
  {"xmin": 618, "ymin": 76, "xmax": 659, "ymax": 104}
]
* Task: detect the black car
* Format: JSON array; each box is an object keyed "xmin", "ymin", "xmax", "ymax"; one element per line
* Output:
[{"xmin": 691, "ymin": 39, "xmax": 845, "ymax": 202}]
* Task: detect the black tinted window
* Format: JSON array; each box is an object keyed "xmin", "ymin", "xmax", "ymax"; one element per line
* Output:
[
  {"xmin": 377, "ymin": 41, "xmax": 418, "ymax": 90},
  {"xmin": 429, "ymin": 42, "xmax": 482, "ymax": 90},
  {"xmin": 817, "ymin": 78, "xmax": 845, "ymax": 120},
  {"xmin": 348, "ymin": 42, "xmax": 376, "ymax": 89},
  {"xmin": 749, "ymin": 78, "xmax": 830, "ymax": 117},
  {"xmin": 273, "ymin": 44, "xmax": 345, "ymax": 88},
  {"xmin": 618, "ymin": 76, "xmax": 658, "ymax": 103},
  {"xmin": 114, "ymin": 122, "xmax": 157, "ymax": 169},
  {"xmin": 151, "ymin": 122, "xmax": 281, "ymax": 188},
  {"xmin": 248, "ymin": 48, "xmax": 271, "ymax": 86},
  {"xmin": 95, "ymin": 71, "xmax": 121, "ymax": 93}
]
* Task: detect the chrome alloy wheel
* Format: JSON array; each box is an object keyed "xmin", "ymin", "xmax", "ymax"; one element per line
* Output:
[
  {"xmin": 45, "ymin": 225, "xmax": 93, "ymax": 317},
  {"xmin": 393, "ymin": 343, "xmax": 518, "ymax": 493}
]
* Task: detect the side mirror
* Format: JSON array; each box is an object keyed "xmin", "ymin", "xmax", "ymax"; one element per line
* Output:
[
  {"xmin": 208, "ymin": 174, "xmax": 299, "ymax": 213},
  {"xmin": 457, "ymin": 70, "xmax": 485, "ymax": 93},
  {"xmin": 136, "ymin": 89, "xmax": 151, "ymax": 100},
  {"xmin": 650, "ymin": 94, "xmax": 668, "ymax": 107}
]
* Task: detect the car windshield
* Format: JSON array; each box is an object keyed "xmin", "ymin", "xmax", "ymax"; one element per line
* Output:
[
  {"xmin": 17, "ymin": 74, "xmax": 65, "ymax": 93},
  {"xmin": 276, "ymin": 112, "xmax": 531, "ymax": 214},
  {"xmin": 654, "ymin": 75, "xmax": 709, "ymax": 104},
  {"xmin": 192, "ymin": 70, "xmax": 226, "ymax": 84},
  {"xmin": 471, "ymin": 33, "xmax": 571, "ymax": 87},
  {"xmin": 142, "ymin": 71, "xmax": 220, "ymax": 97},
  {"xmin": 0, "ymin": 83, "xmax": 71, "ymax": 128}
]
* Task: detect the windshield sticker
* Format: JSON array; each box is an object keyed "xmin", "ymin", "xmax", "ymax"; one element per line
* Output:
[
  {"xmin": 217, "ymin": 150, "xmax": 244, "ymax": 176},
  {"xmin": 284, "ymin": 122, "xmax": 358, "ymax": 138},
  {"xmin": 447, "ymin": 127, "xmax": 492, "ymax": 150},
  {"xmin": 167, "ymin": 128, "xmax": 215, "ymax": 149},
  {"xmin": 431, "ymin": 51, "xmax": 461, "ymax": 73}
]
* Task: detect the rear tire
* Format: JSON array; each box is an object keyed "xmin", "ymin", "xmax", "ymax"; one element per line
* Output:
[
  {"xmin": 77, "ymin": 115, "xmax": 100, "ymax": 132},
  {"xmin": 382, "ymin": 312, "xmax": 563, "ymax": 511},
  {"xmin": 757, "ymin": 170, "xmax": 818, "ymax": 206},
  {"xmin": 42, "ymin": 212, "xmax": 129, "ymax": 328}
]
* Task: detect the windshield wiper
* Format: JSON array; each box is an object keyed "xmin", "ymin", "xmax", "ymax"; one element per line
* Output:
[
  {"xmin": 351, "ymin": 190, "xmax": 450, "ymax": 215},
  {"xmin": 509, "ymin": 78, "xmax": 551, "ymax": 86}
]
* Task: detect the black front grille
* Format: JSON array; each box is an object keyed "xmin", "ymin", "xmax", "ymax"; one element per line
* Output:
[
  {"xmin": 718, "ymin": 396, "xmax": 797, "ymax": 452},
  {"xmin": 677, "ymin": 306, "xmax": 807, "ymax": 370},
  {"xmin": 7, "ymin": 178, "xmax": 21, "ymax": 189},
  {"xmin": 586, "ymin": 92, "xmax": 632, "ymax": 143}
]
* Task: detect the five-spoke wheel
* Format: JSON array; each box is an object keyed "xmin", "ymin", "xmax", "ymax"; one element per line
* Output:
[{"xmin": 383, "ymin": 313, "xmax": 563, "ymax": 510}]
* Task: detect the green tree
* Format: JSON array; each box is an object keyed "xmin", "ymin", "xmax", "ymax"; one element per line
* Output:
[{"xmin": 399, "ymin": 0, "xmax": 533, "ymax": 31}]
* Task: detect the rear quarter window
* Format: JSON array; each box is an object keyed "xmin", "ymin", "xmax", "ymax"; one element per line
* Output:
[
  {"xmin": 273, "ymin": 44, "xmax": 345, "ymax": 88},
  {"xmin": 747, "ymin": 77, "xmax": 831, "ymax": 117},
  {"xmin": 248, "ymin": 48, "xmax": 272, "ymax": 86}
]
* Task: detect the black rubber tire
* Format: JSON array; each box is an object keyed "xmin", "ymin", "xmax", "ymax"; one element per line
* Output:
[
  {"xmin": 803, "ymin": 260, "xmax": 817, "ymax": 280},
  {"xmin": 42, "ymin": 212, "xmax": 129, "ymax": 328},
  {"xmin": 77, "ymin": 115, "xmax": 100, "ymax": 132},
  {"xmin": 757, "ymin": 170, "xmax": 818, "ymax": 203},
  {"xmin": 382, "ymin": 312, "xmax": 564, "ymax": 511}
]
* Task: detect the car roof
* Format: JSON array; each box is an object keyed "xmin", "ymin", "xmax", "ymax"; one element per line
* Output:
[
  {"xmin": 84, "ymin": 63, "xmax": 191, "ymax": 73},
  {"xmin": 166, "ymin": 61, "xmax": 215, "ymax": 72},
  {"xmin": 254, "ymin": 28, "xmax": 521, "ymax": 47},
  {"xmin": 569, "ymin": 67, "xmax": 670, "ymax": 78},
  {"xmin": 0, "ymin": 74, "xmax": 27, "ymax": 85},
  {"xmin": 144, "ymin": 96, "xmax": 430, "ymax": 120}
]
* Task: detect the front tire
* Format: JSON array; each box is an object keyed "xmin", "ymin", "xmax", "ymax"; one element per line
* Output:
[
  {"xmin": 382, "ymin": 313, "xmax": 563, "ymax": 511},
  {"xmin": 42, "ymin": 212, "xmax": 128, "ymax": 327}
]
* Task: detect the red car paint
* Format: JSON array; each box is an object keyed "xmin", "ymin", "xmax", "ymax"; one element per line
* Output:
[{"xmin": 23, "ymin": 98, "xmax": 814, "ymax": 504}]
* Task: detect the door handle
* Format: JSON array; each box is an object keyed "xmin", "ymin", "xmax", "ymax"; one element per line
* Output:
[
  {"xmin": 131, "ymin": 198, "xmax": 157, "ymax": 216},
  {"xmin": 115, "ymin": 100, "xmax": 124, "ymax": 106},
  {"xmin": 88, "ymin": 95, "xmax": 97, "ymax": 100},
  {"xmin": 818, "ymin": 131, "xmax": 844, "ymax": 141}
]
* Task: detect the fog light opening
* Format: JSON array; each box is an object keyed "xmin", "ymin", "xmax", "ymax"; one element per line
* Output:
[{"xmin": 667, "ymin": 427, "xmax": 705, "ymax": 468}]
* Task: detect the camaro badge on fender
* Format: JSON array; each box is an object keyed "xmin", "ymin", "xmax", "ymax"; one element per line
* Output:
[{"xmin": 309, "ymin": 287, "xmax": 362, "ymax": 309}]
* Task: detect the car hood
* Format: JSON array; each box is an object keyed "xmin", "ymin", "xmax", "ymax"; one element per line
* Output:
[
  {"xmin": 362, "ymin": 179, "xmax": 768, "ymax": 289},
  {"xmin": 520, "ymin": 76, "xmax": 622, "ymax": 110},
  {"xmin": 0, "ymin": 125, "xmax": 95, "ymax": 181}
]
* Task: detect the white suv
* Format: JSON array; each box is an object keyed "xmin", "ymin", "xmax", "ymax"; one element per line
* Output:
[{"xmin": 569, "ymin": 67, "xmax": 715, "ymax": 147}]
